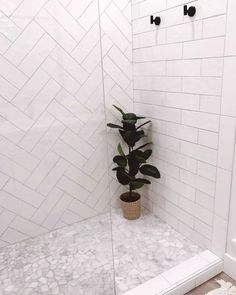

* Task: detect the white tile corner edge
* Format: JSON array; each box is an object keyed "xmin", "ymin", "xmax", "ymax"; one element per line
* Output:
[
  {"xmin": 123, "ymin": 250, "xmax": 223, "ymax": 295},
  {"xmin": 224, "ymin": 253, "xmax": 236, "ymax": 281}
]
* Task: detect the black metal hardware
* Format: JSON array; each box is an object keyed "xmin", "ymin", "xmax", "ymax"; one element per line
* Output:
[
  {"xmin": 184, "ymin": 5, "xmax": 196, "ymax": 17},
  {"xmin": 150, "ymin": 15, "xmax": 161, "ymax": 26}
]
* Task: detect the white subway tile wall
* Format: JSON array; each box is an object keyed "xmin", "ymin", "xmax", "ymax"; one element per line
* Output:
[
  {"xmin": 0, "ymin": 0, "xmax": 133, "ymax": 246},
  {"xmin": 132, "ymin": 0, "xmax": 236, "ymax": 254}
]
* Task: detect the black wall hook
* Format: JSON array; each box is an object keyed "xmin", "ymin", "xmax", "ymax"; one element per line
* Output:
[
  {"xmin": 150, "ymin": 15, "xmax": 161, "ymax": 26},
  {"xmin": 184, "ymin": 5, "xmax": 196, "ymax": 17}
]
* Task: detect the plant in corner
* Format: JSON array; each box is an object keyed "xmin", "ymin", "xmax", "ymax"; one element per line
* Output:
[{"xmin": 107, "ymin": 105, "xmax": 160, "ymax": 220}]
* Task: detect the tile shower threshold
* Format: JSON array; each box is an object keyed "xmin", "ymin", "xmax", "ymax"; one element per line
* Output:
[{"xmin": 124, "ymin": 250, "xmax": 223, "ymax": 295}]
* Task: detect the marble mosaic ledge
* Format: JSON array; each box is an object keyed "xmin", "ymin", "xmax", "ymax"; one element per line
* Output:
[{"xmin": 123, "ymin": 250, "xmax": 223, "ymax": 295}]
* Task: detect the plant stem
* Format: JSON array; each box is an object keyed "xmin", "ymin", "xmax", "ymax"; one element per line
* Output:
[{"xmin": 129, "ymin": 146, "xmax": 132, "ymax": 199}]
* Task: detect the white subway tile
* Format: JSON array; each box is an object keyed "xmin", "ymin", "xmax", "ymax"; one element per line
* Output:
[
  {"xmin": 201, "ymin": 58, "xmax": 224, "ymax": 77},
  {"xmin": 181, "ymin": 141, "xmax": 217, "ymax": 165},
  {"xmin": 45, "ymin": 0, "xmax": 85, "ymax": 42},
  {"xmin": 0, "ymin": 210, "xmax": 15, "ymax": 235},
  {"xmin": 1, "ymin": 228, "xmax": 28, "ymax": 244},
  {"xmin": 154, "ymin": 147, "xmax": 197, "ymax": 173},
  {"xmin": 196, "ymin": 190, "xmax": 214, "ymax": 211},
  {"xmin": 51, "ymin": 46, "xmax": 88, "ymax": 85},
  {"xmin": 0, "ymin": 0, "xmax": 23, "ymax": 16},
  {"xmin": 167, "ymin": 20, "xmax": 202, "ymax": 43},
  {"xmin": 166, "ymin": 201, "xmax": 194, "ymax": 227},
  {"xmin": 134, "ymin": 76, "xmax": 182, "ymax": 92},
  {"xmin": 43, "ymin": 193, "xmax": 72, "ymax": 230},
  {"xmin": 19, "ymin": 34, "xmax": 56, "ymax": 77},
  {"xmin": 31, "ymin": 188, "xmax": 63, "ymax": 224},
  {"xmin": 26, "ymin": 152, "xmax": 59, "ymax": 189},
  {"xmin": 200, "ymin": 95, "xmax": 221, "ymax": 114},
  {"xmin": 135, "ymin": 102, "xmax": 181, "ymax": 123},
  {"xmin": 195, "ymin": 204, "xmax": 213, "ymax": 226},
  {"xmin": 196, "ymin": 0, "xmax": 227, "ymax": 19},
  {"xmin": 194, "ymin": 218, "xmax": 212, "ymax": 239},
  {"xmin": 197, "ymin": 161, "xmax": 217, "ymax": 181},
  {"xmin": 166, "ymin": 176, "xmax": 195, "ymax": 201},
  {"xmin": 167, "ymin": 59, "xmax": 201, "ymax": 77},
  {"xmin": 11, "ymin": 217, "xmax": 47, "ymax": 237},
  {"xmin": 134, "ymin": 61, "xmax": 166, "ymax": 76},
  {"xmin": 182, "ymin": 111, "xmax": 219, "ymax": 132},
  {"xmin": 69, "ymin": 199, "xmax": 97, "ymax": 219},
  {"xmin": 37, "ymin": 158, "xmax": 69, "ymax": 197},
  {"xmin": 4, "ymin": 179, "xmax": 45, "ymax": 208},
  {"xmin": 0, "ymin": 191, "xmax": 35, "ymax": 219},
  {"xmin": 221, "ymin": 57, "xmax": 236, "ymax": 117},
  {"xmin": 133, "ymin": 43, "xmax": 182, "ymax": 62},
  {"xmin": 133, "ymin": 0, "xmax": 166, "ymax": 19},
  {"xmin": 183, "ymin": 37, "xmax": 224, "ymax": 59},
  {"xmin": 218, "ymin": 116, "xmax": 236, "ymax": 170},
  {"xmin": 57, "ymin": 176, "xmax": 89, "ymax": 203},
  {"xmin": 214, "ymin": 168, "xmax": 232, "ymax": 220},
  {"xmin": 35, "ymin": 9, "xmax": 76, "ymax": 52},
  {"xmin": 5, "ymin": 22, "xmax": 44, "ymax": 65},
  {"xmin": 106, "ymin": 3, "xmax": 132, "ymax": 41},
  {"xmin": 11, "ymin": 0, "xmax": 48, "ymax": 28},
  {"xmin": 183, "ymin": 77, "xmax": 222, "ymax": 95},
  {"xmin": 101, "ymin": 14, "xmax": 129, "ymax": 52},
  {"xmin": 150, "ymin": 118, "xmax": 198, "ymax": 143},
  {"xmin": 180, "ymin": 169, "xmax": 215, "ymax": 197},
  {"xmin": 225, "ymin": 0, "xmax": 236, "ymax": 55},
  {"xmin": 198, "ymin": 130, "xmax": 218, "ymax": 149},
  {"xmin": 203, "ymin": 15, "xmax": 226, "ymax": 38},
  {"xmin": 0, "ymin": 55, "xmax": 27, "ymax": 88}
]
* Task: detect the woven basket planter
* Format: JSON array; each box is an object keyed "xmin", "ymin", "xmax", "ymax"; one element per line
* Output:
[{"xmin": 120, "ymin": 192, "xmax": 141, "ymax": 220}]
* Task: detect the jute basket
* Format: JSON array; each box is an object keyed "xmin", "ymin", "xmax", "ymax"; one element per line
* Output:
[{"xmin": 120, "ymin": 192, "xmax": 141, "ymax": 220}]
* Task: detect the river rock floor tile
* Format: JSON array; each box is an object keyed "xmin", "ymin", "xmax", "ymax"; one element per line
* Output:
[{"xmin": 0, "ymin": 209, "xmax": 202, "ymax": 295}]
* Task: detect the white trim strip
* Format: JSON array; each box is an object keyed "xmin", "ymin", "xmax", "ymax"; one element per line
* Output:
[{"xmin": 124, "ymin": 250, "xmax": 223, "ymax": 295}]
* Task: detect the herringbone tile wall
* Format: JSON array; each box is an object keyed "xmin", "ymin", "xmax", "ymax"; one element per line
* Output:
[{"xmin": 0, "ymin": 0, "xmax": 133, "ymax": 247}]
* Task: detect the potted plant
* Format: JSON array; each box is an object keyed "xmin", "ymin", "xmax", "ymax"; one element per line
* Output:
[{"xmin": 107, "ymin": 105, "xmax": 161, "ymax": 220}]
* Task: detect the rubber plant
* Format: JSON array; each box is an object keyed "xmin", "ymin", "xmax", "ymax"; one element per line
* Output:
[{"xmin": 107, "ymin": 105, "xmax": 160, "ymax": 220}]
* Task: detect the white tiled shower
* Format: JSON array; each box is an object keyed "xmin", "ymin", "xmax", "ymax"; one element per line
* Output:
[{"xmin": 0, "ymin": 0, "xmax": 235, "ymax": 294}]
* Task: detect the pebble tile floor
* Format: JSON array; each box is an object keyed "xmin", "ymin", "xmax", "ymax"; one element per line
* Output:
[{"xmin": 0, "ymin": 209, "xmax": 202, "ymax": 295}]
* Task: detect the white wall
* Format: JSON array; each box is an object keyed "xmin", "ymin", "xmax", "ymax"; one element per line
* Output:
[
  {"xmin": 132, "ymin": 0, "xmax": 235, "ymax": 254},
  {"xmin": 0, "ymin": 0, "xmax": 133, "ymax": 247}
]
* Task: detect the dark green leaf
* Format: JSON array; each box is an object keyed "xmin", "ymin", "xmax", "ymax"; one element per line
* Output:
[
  {"xmin": 119, "ymin": 130, "xmax": 145, "ymax": 147},
  {"xmin": 107, "ymin": 123, "xmax": 123, "ymax": 129},
  {"xmin": 117, "ymin": 143, "xmax": 125, "ymax": 156},
  {"xmin": 113, "ymin": 105, "xmax": 125, "ymax": 115},
  {"xmin": 116, "ymin": 168, "xmax": 131, "ymax": 185},
  {"xmin": 120, "ymin": 130, "xmax": 133, "ymax": 143},
  {"xmin": 134, "ymin": 150, "xmax": 146, "ymax": 163},
  {"xmin": 132, "ymin": 130, "xmax": 146, "ymax": 146},
  {"xmin": 128, "ymin": 153, "xmax": 140, "ymax": 177},
  {"xmin": 130, "ymin": 181, "xmax": 145, "ymax": 190},
  {"xmin": 123, "ymin": 113, "xmax": 137, "ymax": 120},
  {"xmin": 136, "ymin": 120, "xmax": 151, "ymax": 130},
  {"xmin": 134, "ymin": 178, "xmax": 151, "ymax": 184},
  {"xmin": 122, "ymin": 119, "xmax": 137, "ymax": 124},
  {"xmin": 113, "ymin": 155, "xmax": 127, "ymax": 167},
  {"xmin": 122, "ymin": 122, "xmax": 136, "ymax": 131},
  {"xmin": 140, "ymin": 165, "xmax": 161, "ymax": 179},
  {"xmin": 136, "ymin": 116, "xmax": 146, "ymax": 120},
  {"xmin": 143, "ymin": 150, "xmax": 152, "ymax": 160},
  {"xmin": 135, "ymin": 142, "xmax": 152, "ymax": 151}
]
